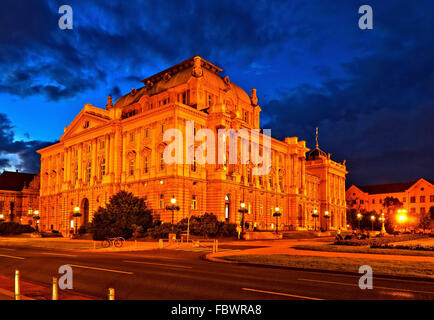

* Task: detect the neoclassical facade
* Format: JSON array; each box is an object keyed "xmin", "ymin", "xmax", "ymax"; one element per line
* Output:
[{"xmin": 38, "ymin": 56, "xmax": 347, "ymax": 235}]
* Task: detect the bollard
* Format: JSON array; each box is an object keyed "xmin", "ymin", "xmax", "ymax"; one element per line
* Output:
[
  {"xmin": 14, "ymin": 270, "xmax": 20, "ymax": 300},
  {"xmin": 158, "ymin": 239, "xmax": 164, "ymax": 249},
  {"xmin": 215, "ymin": 239, "xmax": 218, "ymax": 253},
  {"xmin": 108, "ymin": 288, "xmax": 115, "ymax": 300},
  {"xmin": 52, "ymin": 277, "xmax": 58, "ymax": 300}
]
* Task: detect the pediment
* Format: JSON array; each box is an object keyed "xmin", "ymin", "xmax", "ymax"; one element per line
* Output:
[
  {"xmin": 60, "ymin": 108, "xmax": 111, "ymax": 141},
  {"xmin": 407, "ymin": 178, "xmax": 433, "ymax": 192}
]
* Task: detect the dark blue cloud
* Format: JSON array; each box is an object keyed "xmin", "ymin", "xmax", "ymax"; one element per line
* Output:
[{"xmin": 0, "ymin": 0, "xmax": 433, "ymax": 185}]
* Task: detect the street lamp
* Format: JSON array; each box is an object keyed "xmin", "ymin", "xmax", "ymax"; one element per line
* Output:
[
  {"xmin": 238, "ymin": 202, "xmax": 249, "ymax": 233},
  {"xmin": 397, "ymin": 209, "xmax": 407, "ymax": 232},
  {"xmin": 33, "ymin": 210, "xmax": 40, "ymax": 232},
  {"xmin": 357, "ymin": 213, "xmax": 362, "ymax": 230},
  {"xmin": 370, "ymin": 215, "xmax": 376, "ymax": 231},
  {"xmin": 0, "ymin": 214, "xmax": 4, "ymax": 222},
  {"xmin": 272, "ymin": 207, "xmax": 281, "ymax": 234},
  {"xmin": 72, "ymin": 206, "xmax": 82, "ymax": 235},
  {"xmin": 312, "ymin": 209, "xmax": 319, "ymax": 231},
  {"xmin": 166, "ymin": 195, "xmax": 180, "ymax": 234},
  {"xmin": 379, "ymin": 213, "xmax": 386, "ymax": 234},
  {"xmin": 324, "ymin": 211, "xmax": 330, "ymax": 231}
]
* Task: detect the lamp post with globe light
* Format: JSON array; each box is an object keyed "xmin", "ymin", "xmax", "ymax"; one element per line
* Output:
[
  {"xmin": 72, "ymin": 206, "xmax": 82, "ymax": 235},
  {"xmin": 312, "ymin": 209, "xmax": 319, "ymax": 231},
  {"xmin": 370, "ymin": 215, "xmax": 376, "ymax": 232},
  {"xmin": 397, "ymin": 209, "xmax": 408, "ymax": 232},
  {"xmin": 324, "ymin": 211, "xmax": 330, "ymax": 231},
  {"xmin": 238, "ymin": 202, "xmax": 249, "ymax": 233},
  {"xmin": 272, "ymin": 207, "xmax": 281, "ymax": 234},
  {"xmin": 33, "ymin": 210, "xmax": 40, "ymax": 232},
  {"xmin": 166, "ymin": 196, "xmax": 180, "ymax": 234},
  {"xmin": 357, "ymin": 213, "xmax": 362, "ymax": 231},
  {"xmin": 379, "ymin": 213, "xmax": 386, "ymax": 234}
]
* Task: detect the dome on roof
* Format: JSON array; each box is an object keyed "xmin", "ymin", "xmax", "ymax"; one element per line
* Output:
[{"xmin": 306, "ymin": 147, "xmax": 327, "ymax": 160}]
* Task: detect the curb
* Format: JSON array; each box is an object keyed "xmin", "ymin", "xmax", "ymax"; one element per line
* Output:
[{"xmin": 203, "ymin": 253, "xmax": 434, "ymax": 283}]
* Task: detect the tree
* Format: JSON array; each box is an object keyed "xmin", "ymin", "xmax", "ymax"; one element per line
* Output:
[
  {"xmin": 419, "ymin": 211, "xmax": 431, "ymax": 232},
  {"xmin": 90, "ymin": 191, "xmax": 153, "ymax": 240}
]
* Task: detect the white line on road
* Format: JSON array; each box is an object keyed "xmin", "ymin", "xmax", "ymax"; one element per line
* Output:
[
  {"xmin": 69, "ymin": 264, "xmax": 133, "ymax": 274},
  {"xmin": 298, "ymin": 278, "xmax": 434, "ymax": 295},
  {"xmin": 242, "ymin": 287, "xmax": 323, "ymax": 300},
  {"xmin": 0, "ymin": 254, "xmax": 24, "ymax": 260},
  {"xmin": 41, "ymin": 252, "xmax": 77, "ymax": 257},
  {"xmin": 123, "ymin": 260, "xmax": 193, "ymax": 269}
]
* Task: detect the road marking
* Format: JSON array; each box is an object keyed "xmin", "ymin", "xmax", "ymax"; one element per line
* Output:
[
  {"xmin": 41, "ymin": 252, "xmax": 77, "ymax": 257},
  {"xmin": 69, "ymin": 264, "xmax": 133, "ymax": 274},
  {"xmin": 298, "ymin": 278, "xmax": 434, "ymax": 295},
  {"xmin": 0, "ymin": 254, "xmax": 25, "ymax": 260},
  {"xmin": 242, "ymin": 287, "xmax": 323, "ymax": 300},
  {"xmin": 123, "ymin": 260, "xmax": 193, "ymax": 269}
]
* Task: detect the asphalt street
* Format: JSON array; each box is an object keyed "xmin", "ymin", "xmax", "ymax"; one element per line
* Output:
[{"xmin": 0, "ymin": 244, "xmax": 433, "ymax": 300}]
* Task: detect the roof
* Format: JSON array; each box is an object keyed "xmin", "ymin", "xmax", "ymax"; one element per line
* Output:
[
  {"xmin": 113, "ymin": 56, "xmax": 251, "ymax": 109},
  {"xmin": 306, "ymin": 147, "xmax": 327, "ymax": 160},
  {"xmin": 0, "ymin": 171, "xmax": 37, "ymax": 191},
  {"xmin": 356, "ymin": 181, "xmax": 418, "ymax": 195}
]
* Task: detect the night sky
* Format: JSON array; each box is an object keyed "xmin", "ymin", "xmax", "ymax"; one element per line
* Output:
[{"xmin": 0, "ymin": 0, "xmax": 433, "ymax": 186}]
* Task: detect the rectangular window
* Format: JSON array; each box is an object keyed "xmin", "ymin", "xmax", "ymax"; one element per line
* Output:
[
  {"xmin": 130, "ymin": 132, "xmax": 135, "ymax": 142},
  {"xmin": 421, "ymin": 207, "xmax": 426, "ymax": 214},
  {"xmin": 372, "ymin": 199, "xmax": 375, "ymax": 204},
  {"xmin": 191, "ymin": 195, "xmax": 197, "ymax": 210},
  {"xmin": 160, "ymin": 153, "xmax": 165, "ymax": 170},
  {"xmin": 159, "ymin": 194, "xmax": 164, "ymax": 209},
  {"xmin": 411, "ymin": 207, "xmax": 416, "ymax": 214},
  {"xmin": 86, "ymin": 163, "xmax": 91, "ymax": 182},
  {"xmin": 410, "ymin": 196, "xmax": 416, "ymax": 203},
  {"xmin": 145, "ymin": 128, "xmax": 149, "ymax": 138},
  {"xmin": 129, "ymin": 160, "xmax": 135, "ymax": 176},
  {"xmin": 260, "ymin": 205, "xmax": 263, "ymax": 216},
  {"xmin": 144, "ymin": 156, "xmax": 149, "ymax": 173},
  {"xmin": 420, "ymin": 196, "xmax": 425, "ymax": 203},
  {"xmin": 161, "ymin": 124, "xmax": 165, "ymax": 134},
  {"xmin": 430, "ymin": 195, "xmax": 434, "ymax": 202},
  {"xmin": 100, "ymin": 140, "xmax": 105, "ymax": 149},
  {"xmin": 403, "ymin": 197, "xmax": 406, "ymax": 203}
]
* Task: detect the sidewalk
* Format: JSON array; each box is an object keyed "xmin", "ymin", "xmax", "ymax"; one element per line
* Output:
[{"xmin": 0, "ymin": 275, "xmax": 92, "ymax": 300}]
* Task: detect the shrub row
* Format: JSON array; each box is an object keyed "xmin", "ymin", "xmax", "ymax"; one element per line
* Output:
[{"xmin": 0, "ymin": 222, "xmax": 35, "ymax": 235}]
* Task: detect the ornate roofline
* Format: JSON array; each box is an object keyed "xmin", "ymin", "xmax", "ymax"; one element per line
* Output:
[{"xmin": 140, "ymin": 56, "xmax": 222, "ymax": 85}]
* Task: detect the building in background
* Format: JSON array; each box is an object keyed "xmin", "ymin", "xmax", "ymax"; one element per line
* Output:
[
  {"xmin": 38, "ymin": 56, "xmax": 347, "ymax": 235},
  {"xmin": 346, "ymin": 178, "xmax": 434, "ymax": 220},
  {"xmin": 0, "ymin": 170, "xmax": 39, "ymax": 225}
]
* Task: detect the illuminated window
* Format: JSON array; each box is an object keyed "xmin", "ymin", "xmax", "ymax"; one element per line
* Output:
[
  {"xmin": 159, "ymin": 194, "xmax": 164, "ymax": 209},
  {"xmin": 144, "ymin": 156, "xmax": 149, "ymax": 173},
  {"xmin": 129, "ymin": 159, "xmax": 135, "ymax": 176},
  {"xmin": 100, "ymin": 158, "xmax": 106, "ymax": 178},
  {"xmin": 86, "ymin": 162, "xmax": 91, "ymax": 183},
  {"xmin": 160, "ymin": 153, "xmax": 165, "ymax": 170},
  {"xmin": 192, "ymin": 195, "xmax": 197, "ymax": 210}
]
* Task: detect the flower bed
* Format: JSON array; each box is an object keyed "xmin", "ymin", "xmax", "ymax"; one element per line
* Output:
[{"xmin": 334, "ymin": 234, "xmax": 427, "ymax": 247}]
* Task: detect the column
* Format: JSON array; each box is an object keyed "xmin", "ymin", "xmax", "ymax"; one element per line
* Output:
[
  {"xmin": 91, "ymin": 139, "xmax": 97, "ymax": 185},
  {"xmin": 78, "ymin": 144, "xmax": 83, "ymax": 184}
]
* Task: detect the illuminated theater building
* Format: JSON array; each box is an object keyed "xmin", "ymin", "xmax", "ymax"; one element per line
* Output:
[{"xmin": 38, "ymin": 56, "xmax": 347, "ymax": 235}]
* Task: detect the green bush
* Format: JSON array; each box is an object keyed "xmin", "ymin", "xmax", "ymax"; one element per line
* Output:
[
  {"xmin": 90, "ymin": 191, "xmax": 153, "ymax": 240},
  {"xmin": 0, "ymin": 222, "xmax": 35, "ymax": 235},
  {"xmin": 148, "ymin": 213, "xmax": 238, "ymax": 239}
]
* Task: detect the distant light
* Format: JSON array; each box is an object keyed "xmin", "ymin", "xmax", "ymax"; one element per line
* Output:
[
  {"xmin": 240, "ymin": 202, "xmax": 246, "ymax": 208},
  {"xmin": 313, "ymin": 209, "xmax": 318, "ymax": 214},
  {"xmin": 70, "ymin": 220, "xmax": 74, "ymax": 228},
  {"xmin": 324, "ymin": 211, "xmax": 329, "ymax": 216},
  {"xmin": 74, "ymin": 206, "xmax": 80, "ymax": 213},
  {"xmin": 275, "ymin": 207, "xmax": 279, "ymax": 212},
  {"xmin": 397, "ymin": 215, "xmax": 407, "ymax": 222},
  {"xmin": 171, "ymin": 196, "xmax": 176, "ymax": 204},
  {"xmin": 371, "ymin": 215, "xmax": 375, "ymax": 221},
  {"xmin": 160, "ymin": 180, "xmax": 163, "ymax": 185},
  {"xmin": 34, "ymin": 210, "xmax": 39, "ymax": 215}
]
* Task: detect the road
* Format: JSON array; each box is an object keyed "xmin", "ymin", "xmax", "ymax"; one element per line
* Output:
[{"xmin": 0, "ymin": 244, "xmax": 433, "ymax": 300}]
